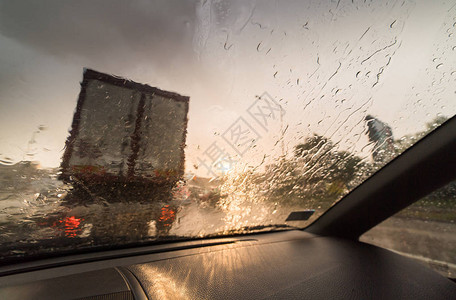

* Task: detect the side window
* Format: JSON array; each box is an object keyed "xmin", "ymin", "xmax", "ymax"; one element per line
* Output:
[{"xmin": 360, "ymin": 181, "xmax": 456, "ymax": 278}]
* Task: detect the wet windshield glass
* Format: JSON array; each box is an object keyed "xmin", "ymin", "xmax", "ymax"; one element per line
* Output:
[{"xmin": 0, "ymin": 0, "xmax": 455, "ymax": 261}]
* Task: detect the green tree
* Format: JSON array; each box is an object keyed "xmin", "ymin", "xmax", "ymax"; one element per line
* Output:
[{"xmin": 257, "ymin": 134, "xmax": 369, "ymax": 209}]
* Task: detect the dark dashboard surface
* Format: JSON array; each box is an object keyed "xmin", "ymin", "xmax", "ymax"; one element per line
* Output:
[{"xmin": 1, "ymin": 230, "xmax": 455, "ymax": 299}]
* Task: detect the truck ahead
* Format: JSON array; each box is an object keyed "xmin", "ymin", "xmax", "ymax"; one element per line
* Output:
[{"xmin": 60, "ymin": 69, "xmax": 189, "ymax": 201}]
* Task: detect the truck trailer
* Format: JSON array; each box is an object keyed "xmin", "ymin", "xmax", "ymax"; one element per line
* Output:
[{"xmin": 60, "ymin": 69, "xmax": 189, "ymax": 202}]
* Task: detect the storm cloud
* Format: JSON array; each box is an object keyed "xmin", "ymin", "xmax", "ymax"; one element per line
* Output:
[{"xmin": 0, "ymin": 0, "xmax": 198, "ymax": 69}]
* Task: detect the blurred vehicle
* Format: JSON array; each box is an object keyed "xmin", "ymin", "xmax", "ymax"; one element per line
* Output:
[{"xmin": 60, "ymin": 69, "xmax": 189, "ymax": 201}]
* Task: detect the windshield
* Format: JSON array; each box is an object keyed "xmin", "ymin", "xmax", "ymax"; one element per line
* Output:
[{"xmin": 1, "ymin": 0, "xmax": 455, "ymax": 261}]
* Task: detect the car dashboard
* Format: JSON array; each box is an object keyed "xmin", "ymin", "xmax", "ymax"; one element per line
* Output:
[{"xmin": 1, "ymin": 230, "xmax": 455, "ymax": 300}]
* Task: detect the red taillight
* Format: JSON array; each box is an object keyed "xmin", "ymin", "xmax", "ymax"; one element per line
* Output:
[{"xmin": 158, "ymin": 205, "xmax": 176, "ymax": 227}]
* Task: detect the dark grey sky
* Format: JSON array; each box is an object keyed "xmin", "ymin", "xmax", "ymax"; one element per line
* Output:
[{"xmin": 0, "ymin": 0, "xmax": 196, "ymax": 66}]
